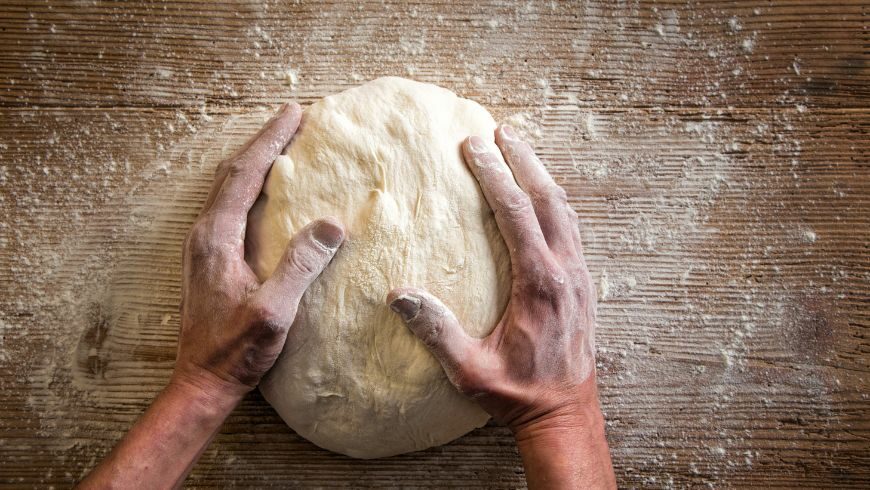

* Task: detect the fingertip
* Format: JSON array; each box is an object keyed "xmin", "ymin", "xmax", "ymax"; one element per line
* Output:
[
  {"xmin": 386, "ymin": 287, "xmax": 427, "ymax": 321},
  {"xmin": 270, "ymin": 102, "xmax": 302, "ymax": 133},
  {"xmin": 466, "ymin": 135, "xmax": 488, "ymax": 153},
  {"xmin": 316, "ymin": 215, "xmax": 345, "ymax": 235},
  {"xmin": 286, "ymin": 101, "xmax": 303, "ymax": 119},
  {"xmin": 386, "ymin": 286, "xmax": 422, "ymax": 304},
  {"xmin": 500, "ymin": 124, "xmax": 519, "ymax": 139},
  {"xmin": 460, "ymin": 136, "xmax": 473, "ymax": 158},
  {"xmin": 386, "ymin": 290, "xmax": 474, "ymax": 369},
  {"xmin": 462, "ymin": 136, "xmax": 502, "ymax": 173},
  {"xmin": 385, "ymin": 287, "xmax": 404, "ymax": 306},
  {"xmin": 389, "ymin": 293, "xmax": 422, "ymax": 323},
  {"xmin": 311, "ymin": 217, "xmax": 345, "ymax": 250},
  {"xmin": 495, "ymin": 124, "xmax": 519, "ymax": 146},
  {"xmin": 276, "ymin": 101, "xmax": 301, "ymax": 115}
]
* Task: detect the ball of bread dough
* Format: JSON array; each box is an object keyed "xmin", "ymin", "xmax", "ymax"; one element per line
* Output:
[{"xmin": 247, "ymin": 77, "xmax": 510, "ymax": 458}]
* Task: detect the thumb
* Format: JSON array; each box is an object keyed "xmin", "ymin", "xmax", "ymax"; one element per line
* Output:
[
  {"xmin": 259, "ymin": 217, "xmax": 345, "ymax": 309},
  {"xmin": 387, "ymin": 287, "xmax": 478, "ymax": 379}
]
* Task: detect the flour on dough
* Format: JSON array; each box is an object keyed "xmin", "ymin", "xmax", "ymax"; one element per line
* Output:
[{"xmin": 247, "ymin": 77, "xmax": 511, "ymax": 459}]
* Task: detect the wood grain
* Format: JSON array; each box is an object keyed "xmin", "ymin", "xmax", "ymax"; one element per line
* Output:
[
  {"xmin": 0, "ymin": 0, "xmax": 868, "ymax": 488},
  {"xmin": 0, "ymin": 1, "xmax": 866, "ymax": 109}
]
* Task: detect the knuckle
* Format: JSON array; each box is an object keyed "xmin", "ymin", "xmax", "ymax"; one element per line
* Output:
[
  {"xmin": 226, "ymin": 158, "xmax": 250, "ymax": 178},
  {"xmin": 574, "ymin": 269, "xmax": 596, "ymax": 301},
  {"xmin": 186, "ymin": 216, "xmax": 234, "ymax": 263},
  {"xmin": 186, "ymin": 222, "xmax": 212, "ymax": 255},
  {"xmin": 497, "ymin": 189, "xmax": 534, "ymax": 219},
  {"xmin": 533, "ymin": 184, "xmax": 568, "ymax": 207},
  {"xmin": 548, "ymin": 184, "xmax": 569, "ymax": 204},
  {"xmin": 519, "ymin": 260, "xmax": 568, "ymax": 302},
  {"xmin": 287, "ymin": 244, "xmax": 324, "ymax": 276},
  {"xmin": 555, "ymin": 263, "xmax": 595, "ymax": 311},
  {"xmin": 215, "ymin": 158, "xmax": 231, "ymax": 176},
  {"xmin": 567, "ymin": 205, "xmax": 579, "ymax": 221},
  {"xmin": 248, "ymin": 301, "xmax": 285, "ymax": 338}
]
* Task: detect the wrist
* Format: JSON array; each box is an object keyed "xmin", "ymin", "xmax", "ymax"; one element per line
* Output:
[
  {"xmin": 79, "ymin": 368, "xmax": 246, "ymax": 488},
  {"xmin": 512, "ymin": 397, "xmax": 606, "ymax": 446},
  {"xmin": 511, "ymin": 379, "xmax": 615, "ymax": 489},
  {"xmin": 509, "ymin": 374, "xmax": 603, "ymax": 435},
  {"xmin": 168, "ymin": 365, "xmax": 249, "ymax": 416}
]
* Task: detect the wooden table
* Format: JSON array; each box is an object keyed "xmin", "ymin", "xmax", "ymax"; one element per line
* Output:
[{"xmin": 1, "ymin": 1, "xmax": 867, "ymax": 487}]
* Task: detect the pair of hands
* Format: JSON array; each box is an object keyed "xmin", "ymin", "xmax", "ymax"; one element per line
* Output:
[
  {"xmin": 174, "ymin": 103, "xmax": 598, "ymax": 432},
  {"xmin": 82, "ymin": 103, "xmax": 614, "ymax": 489}
]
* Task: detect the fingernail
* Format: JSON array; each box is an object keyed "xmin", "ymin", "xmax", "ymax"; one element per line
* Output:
[
  {"xmin": 312, "ymin": 220, "xmax": 344, "ymax": 249},
  {"xmin": 467, "ymin": 135, "xmax": 488, "ymax": 153},
  {"xmin": 501, "ymin": 125, "xmax": 519, "ymax": 140},
  {"xmin": 390, "ymin": 295, "xmax": 421, "ymax": 322}
]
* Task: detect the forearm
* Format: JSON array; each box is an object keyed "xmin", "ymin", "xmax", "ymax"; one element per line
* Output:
[
  {"xmin": 513, "ymin": 387, "xmax": 615, "ymax": 489},
  {"xmin": 79, "ymin": 374, "xmax": 243, "ymax": 489}
]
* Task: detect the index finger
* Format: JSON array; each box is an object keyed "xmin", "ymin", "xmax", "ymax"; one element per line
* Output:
[{"xmin": 205, "ymin": 102, "xmax": 302, "ymax": 217}]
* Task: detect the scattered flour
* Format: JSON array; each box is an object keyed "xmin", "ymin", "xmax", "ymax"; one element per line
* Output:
[{"xmin": 0, "ymin": 3, "xmax": 849, "ymax": 487}]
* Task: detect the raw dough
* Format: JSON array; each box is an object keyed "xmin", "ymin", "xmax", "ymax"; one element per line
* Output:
[{"xmin": 247, "ymin": 77, "xmax": 510, "ymax": 458}]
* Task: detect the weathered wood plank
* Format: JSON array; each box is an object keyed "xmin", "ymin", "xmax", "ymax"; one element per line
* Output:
[
  {"xmin": 0, "ymin": 1, "xmax": 867, "ymax": 109},
  {"xmin": 1, "ymin": 105, "xmax": 867, "ymax": 487}
]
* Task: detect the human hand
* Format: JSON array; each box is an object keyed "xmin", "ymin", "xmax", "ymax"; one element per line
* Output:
[
  {"xmin": 82, "ymin": 104, "xmax": 347, "ymax": 489},
  {"xmin": 174, "ymin": 103, "xmax": 346, "ymax": 401},
  {"xmin": 387, "ymin": 125, "xmax": 597, "ymax": 432}
]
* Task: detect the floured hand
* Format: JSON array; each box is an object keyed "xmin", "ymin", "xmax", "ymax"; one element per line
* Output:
[
  {"xmin": 388, "ymin": 124, "xmax": 596, "ymax": 429},
  {"xmin": 388, "ymin": 125, "xmax": 615, "ymax": 488},
  {"xmin": 175, "ymin": 103, "xmax": 346, "ymax": 399},
  {"xmin": 82, "ymin": 103, "xmax": 348, "ymax": 490}
]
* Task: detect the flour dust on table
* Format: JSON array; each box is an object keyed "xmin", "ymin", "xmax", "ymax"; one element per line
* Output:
[{"xmin": 247, "ymin": 77, "xmax": 511, "ymax": 459}]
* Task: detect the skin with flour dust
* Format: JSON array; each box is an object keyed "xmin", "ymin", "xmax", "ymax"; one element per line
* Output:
[{"xmin": 79, "ymin": 103, "xmax": 616, "ymax": 489}]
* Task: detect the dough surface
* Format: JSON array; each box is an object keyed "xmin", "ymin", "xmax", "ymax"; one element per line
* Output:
[{"xmin": 247, "ymin": 77, "xmax": 510, "ymax": 458}]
